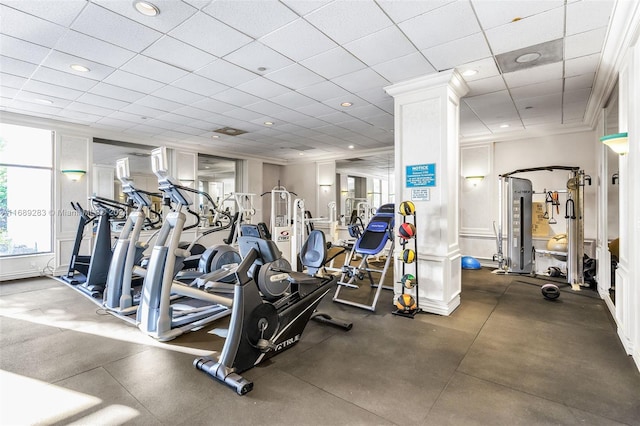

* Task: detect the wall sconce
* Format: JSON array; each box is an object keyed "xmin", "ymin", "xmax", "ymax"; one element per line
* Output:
[
  {"xmin": 61, "ymin": 169, "xmax": 86, "ymax": 181},
  {"xmin": 465, "ymin": 175, "xmax": 485, "ymax": 186},
  {"xmin": 600, "ymin": 132, "xmax": 628, "ymax": 155}
]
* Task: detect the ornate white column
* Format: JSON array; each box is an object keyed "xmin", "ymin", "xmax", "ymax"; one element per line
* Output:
[{"xmin": 385, "ymin": 70, "xmax": 469, "ymax": 315}]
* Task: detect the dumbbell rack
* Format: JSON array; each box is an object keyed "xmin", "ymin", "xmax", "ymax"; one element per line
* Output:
[{"xmin": 393, "ymin": 207, "xmax": 421, "ymax": 318}]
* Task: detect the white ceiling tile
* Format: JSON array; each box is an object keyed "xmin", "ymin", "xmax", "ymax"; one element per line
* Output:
[
  {"xmin": 58, "ymin": 109, "xmax": 103, "ymax": 123},
  {"xmin": 355, "ymin": 87, "xmax": 391, "ymax": 104},
  {"xmin": 565, "ymin": 73, "xmax": 595, "ymax": 91},
  {"xmin": 121, "ymin": 55, "xmax": 189, "ymax": 84},
  {"xmin": 296, "ymin": 102, "xmax": 337, "ymax": 117},
  {"xmin": 464, "ymin": 90, "xmax": 520, "ymax": 124},
  {"xmin": 212, "ymin": 88, "xmax": 263, "ymax": 107},
  {"xmin": 191, "ymin": 98, "xmax": 237, "ymax": 114},
  {"xmin": 297, "ymin": 81, "xmax": 351, "ymax": 101},
  {"xmin": 0, "ymin": 72, "xmax": 27, "ymax": 89},
  {"xmin": 305, "ymin": 1, "xmax": 393, "ymax": 44},
  {"xmin": 510, "ymin": 79, "xmax": 563, "ymax": 100},
  {"xmin": 120, "ymin": 103, "xmax": 166, "ymax": 119},
  {"xmin": 182, "ymin": 0, "xmax": 213, "ymax": 10},
  {"xmin": 503, "ymin": 62, "xmax": 563, "ymax": 88},
  {"xmin": 93, "ymin": 117, "xmax": 137, "ymax": 128},
  {"xmin": 222, "ymin": 108, "xmax": 265, "ymax": 122},
  {"xmin": 472, "ymin": 0, "xmax": 563, "ymax": 30},
  {"xmin": 236, "ymin": 77, "xmax": 290, "ymax": 99},
  {"xmin": 94, "ymin": 0, "xmax": 198, "ymax": 33},
  {"xmin": 14, "ymin": 90, "xmax": 73, "ymax": 108},
  {"xmin": 2, "ymin": 0, "xmax": 87, "ymax": 26},
  {"xmin": 377, "ymin": 0, "xmax": 455, "ymax": 23},
  {"xmin": 265, "ymin": 64, "xmax": 324, "ymax": 90},
  {"xmin": 563, "ymin": 88, "xmax": 591, "ymax": 105},
  {"xmin": 224, "ymin": 42, "xmax": 294, "ymax": 74},
  {"xmin": 244, "ymin": 100, "xmax": 290, "ymax": 116},
  {"xmin": 270, "ymin": 91, "xmax": 316, "ymax": 109},
  {"xmin": 465, "ymin": 75, "xmax": 507, "ymax": 97},
  {"xmin": 565, "ymin": 27, "xmax": 607, "ymax": 60},
  {"xmin": 484, "ymin": 7, "xmax": 564, "ymax": 55},
  {"xmin": 65, "ymin": 101, "xmax": 115, "ymax": 117},
  {"xmin": 0, "ymin": 56, "xmax": 38, "ymax": 77},
  {"xmin": 269, "ymin": 108, "xmax": 310, "ymax": 122},
  {"xmin": 422, "ymin": 33, "xmax": 491, "ymax": 71},
  {"xmin": 331, "ymin": 68, "xmax": 390, "ymax": 93},
  {"xmin": 563, "ymin": 101, "xmax": 588, "ymax": 121},
  {"xmin": 372, "ymin": 52, "xmax": 436, "ymax": 83},
  {"xmin": 280, "ymin": 0, "xmax": 332, "ymax": 16},
  {"xmin": 136, "ymin": 96, "xmax": 184, "ymax": 112},
  {"xmin": 143, "ymin": 36, "xmax": 215, "ymax": 72},
  {"xmin": 260, "ymin": 18, "xmax": 337, "ymax": 62},
  {"xmin": 513, "ymin": 92, "xmax": 562, "ymax": 111},
  {"xmin": 457, "ymin": 57, "xmax": 500, "ymax": 82},
  {"xmin": 0, "ymin": 5, "xmax": 66, "ymax": 48},
  {"xmin": 566, "ymin": 0, "xmax": 614, "ymax": 36},
  {"xmin": 7, "ymin": 99, "xmax": 63, "ymax": 115},
  {"xmin": 300, "ymin": 47, "xmax": 366, "ymax": 80},
  {"xmin": 31, "ymin": 67, "xmax": 98, "ymax": 91},
  {"xmin": 0, "ymin": 35, "xmax": 51, "ymax": 65},
  {"xmin": 173, "ymin": 106, "xmax": 222, "ymax": 121},
  {"xmin": 56, "ymin": 30, "xmax": 137, "ymax": 68},
  {"xmin": 40, "ymin": 50, "xmax": 115, "ymax": 81},
  {"xmin": 103, "ymin": 70, "xmax": 165, "ymax": 93},
  {"xmin": 72, "ymin": 3, "xmax": 162, "ymax": 52},
  {"xmin": 565, "ymin": 53, "xmax": 600, "ymax": 77},
  {"xmin": 344, "ymin": 26, "xmax": 416, "ymax": 66},
  {"xmin": 399, "ymin": 1, "xmax": 480, "ymax": 50},
  {"xmin": 21, "ymin": 80, "xmax": 83, "ymax": 100},
  {"xmin": 172, "ymin": 73, "xmax": 228, "ymax": 97},
  {"xmin": 151, "ymin": 85, "xmax": 205, "ymax": 104},
  {"xmin": 196, "ymin": 59, "xmax": 258, "ymax": 86},
  {"xmin": 170, "ymin": 12, "xmax": 252, "ymax": 57},
  {"xmin": 204, "ymin": 0, "xmax": 298, "ymax": 38},
  {"xmin": 89, "ymin": 82, "xmax": 146, "ymax": 103},
  {"xmin": 77, "ymin": 92, "xmax": 129, "ymax": 110}
]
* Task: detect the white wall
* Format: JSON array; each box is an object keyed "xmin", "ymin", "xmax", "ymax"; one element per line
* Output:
[{"xmin": 460, "ymin": 131, "xmax": 598, "ymax": 262}]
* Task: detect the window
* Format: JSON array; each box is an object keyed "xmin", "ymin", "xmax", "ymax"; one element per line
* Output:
[{"xmin": 0, "ymin": 123, "xmax": 53, "ymax": 256}]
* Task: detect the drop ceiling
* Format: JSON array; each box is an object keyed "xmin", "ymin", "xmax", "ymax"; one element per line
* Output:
[{"xmin": 0, "ymin": 0, "xmax": 619, "ymax": 165}]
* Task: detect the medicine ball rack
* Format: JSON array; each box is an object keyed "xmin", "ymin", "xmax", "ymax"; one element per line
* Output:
[{"xmin": 393, "ymin": 202, "xmax": 421, "ymax": 318}]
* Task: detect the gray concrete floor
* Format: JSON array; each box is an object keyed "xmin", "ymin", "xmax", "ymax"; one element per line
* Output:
[{"xmin": 1, "ymin": 269, "xmax": 639, "ymax": 425}]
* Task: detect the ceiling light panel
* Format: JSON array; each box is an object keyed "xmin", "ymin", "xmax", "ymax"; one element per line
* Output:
[
  {"xmin": 204, "ymin": 0, "xmax": 297, "ymax": 39},
  {"xmin": 399, "ymin": 1, "xmax": 480, "ymax": 50},
  {"xmin": 305, "ymin": 1, "xmax": 393, "ymax": 45},
  {"xmin": 495, "ymin": 38, "xmax": 563, "ymax": 73},
  {"xmin": 72, "ymin": 3, "xmax": 162, "ymax": 52},
  {"xmin": 260, "ymin": 18, "xmax": 337, "ymax": 62},
  {"xmin": 0, "ymin": 5, "xmax": 67, "ymax": 48}
]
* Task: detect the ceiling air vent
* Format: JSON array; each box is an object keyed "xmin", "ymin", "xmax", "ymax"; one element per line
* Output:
[
  {"xmin": 495, "ymin": 38, "xmax": 563, "ymax": 74},
  {"xmin": 214, "ymin": 127, "xmax": 248, "ymax": 136}
]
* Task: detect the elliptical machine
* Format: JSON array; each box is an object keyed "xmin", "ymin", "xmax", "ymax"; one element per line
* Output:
[{"xmin": 194, "ymin": 228, "xmax": 352, "ymax": 395}]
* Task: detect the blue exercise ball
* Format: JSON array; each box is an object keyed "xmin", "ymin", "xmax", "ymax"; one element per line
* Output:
[{"xmin": 461, "ymin": 256, "xmax": 481, "ymax": 270}]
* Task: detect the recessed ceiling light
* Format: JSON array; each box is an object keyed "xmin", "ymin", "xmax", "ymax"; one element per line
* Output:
[
  {"xmin": 36, "ymin": 99, "xmax": 53, "ymax": 104},
  {"xmin": 348, "ymin": 145, "xmax": 354, "ymax": 149},
  {"xmin": 264, "ymin": 121, "xmax": 273, "ymax": 126},
  {"xmin": 500, "ymin": 124, "xmax": 510, "ymax": 128},
  {"xmin": 515, "ymin": 52, "xmax": 541, "ymax": 63},
  {"xmin": 299, "ymin": 152, "xmax": 304, "ymax": 156},
  {"xmin": 257, "ymin": 67, "xmax": 267, "ymax": 72},
  {"xmin": 133, "ymin": 1, "xmax": 160, "ymax": 16},
  {"xmin": 340, "ymin": 102, "xmax": 353, "ymax": 107},
  {"xmin": 462, "ymin": 69, "xmax": 478, "ymax": 77},
  {"xmin": 211, "ymin": 135, "xmax": 220, "ymax": 139},
  {"xmin": 70, "ymin": 64, "xmax": 90, "ymax": 72}
]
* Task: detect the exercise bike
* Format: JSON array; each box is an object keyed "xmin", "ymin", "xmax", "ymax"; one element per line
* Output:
[{"xmin": 193, "ymin": 229, "xmax": 352, "ymax": 395}]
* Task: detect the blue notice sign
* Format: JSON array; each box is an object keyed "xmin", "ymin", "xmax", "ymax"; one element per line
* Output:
[{"xmin": 406, "ymin": 163, "xmax": 436, "ymax": 187}]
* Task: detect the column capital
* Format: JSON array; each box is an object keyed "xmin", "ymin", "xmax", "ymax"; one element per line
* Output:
[{"xmin": 384, "ymin": 69, "xmax": 469, "ymax": 100}]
